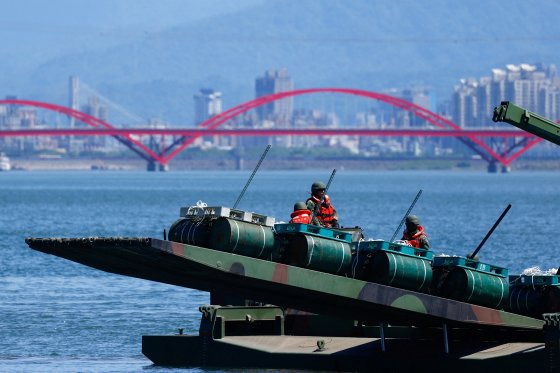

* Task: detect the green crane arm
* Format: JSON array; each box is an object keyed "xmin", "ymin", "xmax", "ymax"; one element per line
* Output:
[{"xmin": 493, "ymin": 101, "xmax": 560, "ymax": 146}]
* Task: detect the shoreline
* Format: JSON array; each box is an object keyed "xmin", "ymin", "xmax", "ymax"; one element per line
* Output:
[{"xmin": 6, "ymin": 157, "xmax": 560, "ymax": 171}]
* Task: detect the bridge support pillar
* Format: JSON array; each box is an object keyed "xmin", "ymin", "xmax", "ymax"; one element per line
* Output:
[
  {"xmin": 487, "ymin": 162, "xmax": 511, "ymax": 173},
  {"xmin": 147, "ymin": 161, "xmax": 169, "ymax": 172},
  {"xmin": 234, "ymin": 148, "xmax": 245, "ymax": 170},
  {"xmin": 236, "ymin": 156, "xmax": 244, "ymax": 171}
]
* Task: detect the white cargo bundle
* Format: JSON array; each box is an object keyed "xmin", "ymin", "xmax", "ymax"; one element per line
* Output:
[{"xmin": 180, "ymin": 204, "xmax": 275, "ymax": 227}]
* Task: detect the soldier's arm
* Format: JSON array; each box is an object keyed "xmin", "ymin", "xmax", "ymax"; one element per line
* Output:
[
  {"xmin": 332, "ymin": 206, "xmax": 340, "ymax": 228},
  {"xmin": 420, "ymin": 236, "xmax": 430, "ymax": 249},
  {"xmin": 306, "ymin": 200, "xmax": 323, "ymax": 226},
  {"xmin": 311, "ymin": 215, "xmax": 323, "ymax": 226},
  {"xmin": 333, "ymin": 206, "xmax": 339, "ymax": 221}
]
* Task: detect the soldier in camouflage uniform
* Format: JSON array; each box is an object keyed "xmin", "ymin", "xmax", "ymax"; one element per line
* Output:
[
  {"xmin": 401, "ymin": 215, "xmax": 429, "ymax": 249},
  {"xmin": 306, "ymin": 181, "xmax": 339, "ymax": 228}
]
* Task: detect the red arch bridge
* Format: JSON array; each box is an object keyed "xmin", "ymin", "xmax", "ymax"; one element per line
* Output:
[{"xmin": 0, "ymin": 88, "xmax": 543, "ymax": 171}]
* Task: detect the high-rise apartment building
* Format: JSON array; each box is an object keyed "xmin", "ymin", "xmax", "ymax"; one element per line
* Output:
[
  {"xmin": 82, "ymin": 96, "xmax": 108, "ymax": 122},
  {"xmin": 69, "ymin": 76, "xmax": 79, "ymax": 128},
  {"xmin": 255, "ymin": 69, "xmax": 294, "ymax": 122},
  {"xmin": 402, "ymin": 88, "xmax": 434, "ymax": 126},
  {"xmin": 452, "ymin": 78, "xmax": 478, "ymax": 128},
  {"xmin": 452, "ymin": 63, "xmax": 560, "ymax": 127},
  {"xmin": 193, "ymin": 89, "xmax": 222, "ymax": 125}
]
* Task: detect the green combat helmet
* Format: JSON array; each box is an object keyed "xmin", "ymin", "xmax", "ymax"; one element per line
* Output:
[
  {"xmin": 294, "ymin": 202, "xmax": 307, "ymax": 211},
  {"xmin": 405, "ymin": 215, "xmax": 420, "ymax": 227},
  {"xmin": 311, "ymin": 181, "xmax": 326, "ymax": 194}
]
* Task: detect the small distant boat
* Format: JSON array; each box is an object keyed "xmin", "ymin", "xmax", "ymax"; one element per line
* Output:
[{"xmin": 0, "ymin": 153, "xmax": 11, "ymax": 171}]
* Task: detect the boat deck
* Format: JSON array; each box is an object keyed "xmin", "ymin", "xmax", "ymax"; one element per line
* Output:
[{"xmin": 142, "ymin": 333, "xmax": 545, "ymax": 371}]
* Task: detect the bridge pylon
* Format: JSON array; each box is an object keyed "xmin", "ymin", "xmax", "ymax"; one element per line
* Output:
[
  {"xmin": 146, "ymin": 160, "xmax": 168, "ymax": 172},
  {"xmin": 146, "ymin": 135, "xmax": 169, "ymax": 172}
]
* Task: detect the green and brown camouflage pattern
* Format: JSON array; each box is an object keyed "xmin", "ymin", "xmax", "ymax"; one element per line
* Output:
[
  {"xmin": 25, "ymin": 237, "xmax": 544, "ymax": 330},
  {"xmin": 493, "ymin": 101, "xmax": 560, "ymax": 146}
]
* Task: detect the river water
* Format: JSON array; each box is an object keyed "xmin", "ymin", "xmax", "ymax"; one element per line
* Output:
[{"xmin": 0, "ymin": 170, "xmax": 558, "ymax": 372}]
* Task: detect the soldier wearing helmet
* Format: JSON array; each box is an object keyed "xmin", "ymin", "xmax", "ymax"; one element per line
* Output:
[
  {"xmin": 306, "ymin": 181, "xmax": 339, "ymax": 228},
  {"xmin": 289, "ymin": 202, "xmax": 312, "ymax": 224},
  {"xmin": 401, "ymin": 215, "xmax": 430, "ymax": 249}
]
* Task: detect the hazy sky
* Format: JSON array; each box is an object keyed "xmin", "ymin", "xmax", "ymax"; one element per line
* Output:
[
  {"xmin": 2, "ymin": 0, "xmax": 559, "ymax": 122},
  {"xmin": 0, "ymin": 1, "xmax": 261, "ymax": 71}
]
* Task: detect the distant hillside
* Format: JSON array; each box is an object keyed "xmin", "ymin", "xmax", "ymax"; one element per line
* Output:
[{"xmin": 17, "ymin": 0, "xmax": 560, "ymax": 123}]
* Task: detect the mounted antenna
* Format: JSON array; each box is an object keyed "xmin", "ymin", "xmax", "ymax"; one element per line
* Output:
[
  {"xmin": 390, "ymin": 189, "xmax": 423, "ymax": 242},
  {"xmin": 468, "ymin": 203, "xmax": 511, "ymax": 259},
  {"xmin": 233, "ymin": 145, "xmax": 271, "ymax": 209},
  {"xmin": 311, "ymin": 169, "xmax": 337, "ymax": 223}
]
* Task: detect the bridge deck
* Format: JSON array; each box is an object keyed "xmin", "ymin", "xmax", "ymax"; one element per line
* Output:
[{"xmin": 25, "ymin": 237, "xmax": 544, "ymax": 330}]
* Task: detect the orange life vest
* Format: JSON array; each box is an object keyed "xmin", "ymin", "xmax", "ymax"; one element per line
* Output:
[
  {"xmin": 290, "ymin": 209, "xmax": 312, "ymax": 224},
  {"xmin": 306, "ymin": 196, "xmax": 337, "ymax": 228},
  {"xmin": 402, "ymin": 225, "xmax": 428, "ymax": 248}
]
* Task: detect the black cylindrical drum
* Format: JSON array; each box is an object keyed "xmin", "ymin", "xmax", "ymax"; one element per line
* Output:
[
  {"xmin": 209, "ymin": 217, "xmax": 275, "ymax": 259},
  {"xmin": 507, "ymin": 286, "xmax": 544, "ymax": 316},
  {"xmin": 168, "ymin": 218, "xmax": 213, "ymax": 248},
  {"xmin": 288, "ymin": 233, "xmax": 351, "ymax": 275},
  {"xmin": 437, "ymin": 267, "xmax": 509, "ymax": 309},
  {"xmin": 370, "ymin": 251, "xmax": 432, "ymax": 292}
]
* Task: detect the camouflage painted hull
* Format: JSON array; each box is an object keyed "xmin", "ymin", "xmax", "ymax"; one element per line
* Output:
[{"xmin": 25, "ymin": 237, "xmax": 543, "ymax": 330}]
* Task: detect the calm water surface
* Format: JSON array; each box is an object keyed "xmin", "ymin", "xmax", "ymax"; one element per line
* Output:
[{"xmin": 1, "ymin": 170, "xmax": 559, "ymax": 372}]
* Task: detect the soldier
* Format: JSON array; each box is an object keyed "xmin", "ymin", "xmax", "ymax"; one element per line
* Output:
[
  {"xmin": 401, "ymin": 215, "xmax": 430, "ymax": 249},
  {"xmin": 289, "ymin": 202, "xmax": 312, "ymax": 224},
  {"xmin": 306, "ymin": 181, "xmax": 339, "ymax": 228}
]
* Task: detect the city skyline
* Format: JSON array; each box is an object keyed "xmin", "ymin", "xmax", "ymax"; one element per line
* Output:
[
  {"xmin": 1, "ymin": 61, "xmax": 559, "ymax": 172},
  {"xmin": 4, "ymin": 61, "xmax": 558, "ymax": 129},
  {"xmin": 2, "ymin": 1, "xmax": 558, "ymax": 124},
  {"xmin": 2, "ymin": 0, "xmax": 559, "ymax": 170}
]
